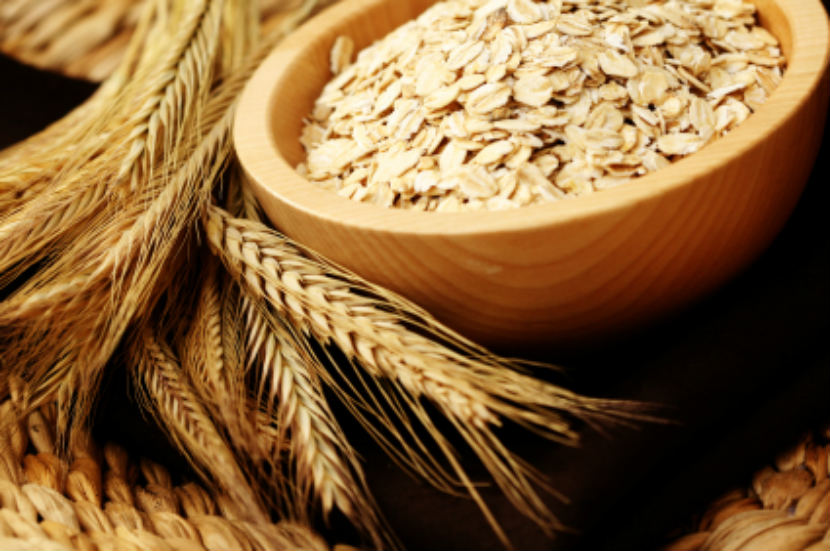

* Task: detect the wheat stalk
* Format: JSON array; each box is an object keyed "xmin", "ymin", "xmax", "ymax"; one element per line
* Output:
[
  {"xmin": 207, "ymin": 206, "xmax": 624, "ymax": 430},
  {"xmin": 0, "ymin": 0, "xmax": 247, "ymax": 457},
  {"xmin": 220, "ymin": 168, "xmax": 392, "ymax": 545},
  {"xmin": 180, "ymin": 261, "xmax": 244, "ymax": 429},
  {"xmin": 0, "ymin": 4, "xmax": 153, "ymax": 214},
  {"xmin": 176, "ymin": 258, "xmax": 282, "ymax": 481},
  {"xmin": 0, "ymin": 0, "xmax": 331, "ymax": 491},
  {"xmin": 0, "ymin": 131, "xmax": 226, "ymax": 444},
  {"xmin": 115, "ymin": 0, "xmax": 222, "ymax": 189},
  {"xmin": 130, "ymin": 325, "xmax": 269, "ymax": 524},
  {"xmin": 220, "ymin": 0, "xmax": 260, "ymax": 74},
  {"xmin": 241, "ymin": 294, "xmax": 389, "ymax": 547},
  {"xmin": 0, "ymin": 0, "xmax": 226, "ymax": 285},
  {"xmin": 0, "ymin": 107, "xmax": 232, "ymax": 328},
  {"xmin": 205, "ymin": 203, "xmax": 642, "ymax": 544}
]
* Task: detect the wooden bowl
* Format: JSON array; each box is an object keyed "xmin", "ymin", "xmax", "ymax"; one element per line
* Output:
[{"xmin": 234, "ymin": 0, "xmax": 830, "ymax": 347}]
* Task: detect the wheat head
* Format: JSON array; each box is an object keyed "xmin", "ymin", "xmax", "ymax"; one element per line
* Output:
[{"xmin": 130, "ymin": 326, "xmax": 268, "ymax": 524}]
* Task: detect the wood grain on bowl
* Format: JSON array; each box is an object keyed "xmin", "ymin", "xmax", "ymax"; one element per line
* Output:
[{"xmin": 234, "ymin": 0, "xmax": 830, "ymax": 346}]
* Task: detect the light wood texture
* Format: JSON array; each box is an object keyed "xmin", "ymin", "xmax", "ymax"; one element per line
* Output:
[{"xmin": 234, "ymin": 0, "xmax": 830, "ymax": 346}]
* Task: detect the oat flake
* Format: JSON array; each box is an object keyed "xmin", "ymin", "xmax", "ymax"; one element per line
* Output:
[{"xmin": 299, "ymin": 0, "xmax": 785, "ymax": 212}]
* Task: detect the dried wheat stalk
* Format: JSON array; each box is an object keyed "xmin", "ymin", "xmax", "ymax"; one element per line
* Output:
[
  {"xmin": 130, "ymin": 326, "xmax": 269, "ymax": 525},
  {"xmin": 0, "ymin": 0, "xmax": 254, "ymax": 426},
  {"xmin": 1, "ymin": 0, "xmax": 271, "ymax": 522},
  {"xmin": 115, "ymin": 0, "xmax": 223, "ymax": 189},
  {"xmin": 0, "ymin": 0, "xmax": 225, "ymax": 292},
  {"xmin": 206, "ymin": 202, "xmax": 644, "ymax": 544},
  {"xmin": 210, "ymin": 172, "xmax": 393, "ymax": 544},
  {"xmin": 242, "ymin": 296, "xmax": 389, "ymax": 546},
  {"xmin": 180, "ymin": 261, "xmax": 249, "ymax": 443}
]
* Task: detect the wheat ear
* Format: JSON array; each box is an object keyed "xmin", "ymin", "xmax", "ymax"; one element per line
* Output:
[
  {"xmin": 178, "ymin": 258, "xmax": 259, "ymax": 463},
  {"xmin": 242, "ymin": 295, "xmax": 390, "ymax": 548},
  {"xmin": 130, "ymin": 326, "xmax": 268, "ymax": 524},
  {"xmin": 205, "ymin": 203, "xmax": 645, "ymax": 544},
  {"xmin": 221, "ymin": 167, "xmax": 391, "ymax": 546},
  {"xmin": 0, "ymin": 0, "xmax": 222, "ymax": 283},
  {"xmin": 184, "ymin": 268, "xmax": 292, "ymax": 475},
  {"xmin": 234, "ymin": 173, "xmax": 472, "ymax": 495},
  {"xmin": 115, "ymin": 0, "xmax": 223, "ymax": 189}
]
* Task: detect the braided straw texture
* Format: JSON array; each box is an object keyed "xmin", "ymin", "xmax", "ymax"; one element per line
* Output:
[
  {"xmin": 0, "ymin": 0, "xmax": 338, "ymax": 82},
  {"xmin": 0, "ymin": 401, "xmax": 342, "ymax": 551},
  {"xmin": 667, "ymin": 427, "xmax": 830, "ymax": 551}
]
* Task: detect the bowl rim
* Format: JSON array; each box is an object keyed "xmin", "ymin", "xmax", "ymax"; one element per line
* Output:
[{"xmin": 234, "ymin": 0, "xmax": 830, "ymax": 238}]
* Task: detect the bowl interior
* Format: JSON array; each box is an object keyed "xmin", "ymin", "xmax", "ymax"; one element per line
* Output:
[{"xmin": 271, "ymin": 0, "xmax": 797, "ymax": 177}]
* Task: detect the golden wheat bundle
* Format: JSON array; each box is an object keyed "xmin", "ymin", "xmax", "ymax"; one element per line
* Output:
[{"xmin": 1, "ymin": 0, "xmax": 651, "ymax": 548}]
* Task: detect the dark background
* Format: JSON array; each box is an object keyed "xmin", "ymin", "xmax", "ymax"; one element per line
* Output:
[{"xmin": 1, "ymin": 30, "xmax": 828, "ymax": 550}]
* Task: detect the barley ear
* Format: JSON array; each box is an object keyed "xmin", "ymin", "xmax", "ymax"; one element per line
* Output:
[
  {"xmin": 241, "ymin": 293, "xmax": 393, "ymax": 548},
  {"xmin": 130, "ymin": 325, "xmax": 268, "ymax": 525}
]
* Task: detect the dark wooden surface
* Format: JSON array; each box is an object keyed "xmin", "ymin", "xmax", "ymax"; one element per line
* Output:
[{"xmin": 1, "ymin": 51, "xmax": 828, "ymax": 550}]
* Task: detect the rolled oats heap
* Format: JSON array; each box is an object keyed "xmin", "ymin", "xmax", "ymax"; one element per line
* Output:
[{"xmin": 298, "ymin": 0, "xmax": 785, "ymax": 212}]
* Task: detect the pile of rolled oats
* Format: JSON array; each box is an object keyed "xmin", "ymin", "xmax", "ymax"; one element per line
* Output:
[{"xmin": 298, "ymin": 0, "xmax": 785, "ymax": 212}]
